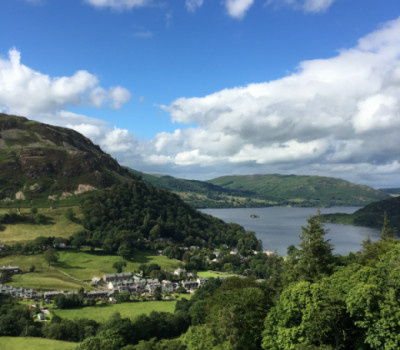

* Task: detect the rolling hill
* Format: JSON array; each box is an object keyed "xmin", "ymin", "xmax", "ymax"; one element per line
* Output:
[
  {"xmin": 0, "ymin": 113, "xmax": 131, "ymax": 205},
  {"xmin": 208, "ymin": 174, "xmax": 389, "ymax": 207},
  {"xmin": 131, "ymin": 170, "xmax": 390, "ymax": 208}
]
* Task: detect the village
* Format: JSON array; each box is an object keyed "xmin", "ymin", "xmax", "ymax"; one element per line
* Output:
[{"xmin": 0, "ymin": 264, "xmax": 216, "ymax": 306}]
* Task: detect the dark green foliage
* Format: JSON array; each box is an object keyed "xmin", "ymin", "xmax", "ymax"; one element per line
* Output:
[
  {"xmin": 81, "ymin": 181, "xmax": 260, "ymax": 252},
  {"xmin": 54, "ymin": 293, "xmax": 84, "ymax": 309},
  {"xmin": 0, "ymin": 269, "xmax": 12, "ymax": 283},
  {"xmin": 131, "ymin": 338, "xmax": 186, "ymax": 350},
  {"xmin": 70, "ymin": 230, "xmax": 88, "ymax": 250},
  {"xmin": 180, "ymin": 277, "xmax": 270, "ymax": 350},
  {"xmin": 64, "ymin": 207, "xmax": 76, "ymax": 221},
  {"xmin": 297, "ymin": 214, "xmax": 333, "ymax": 280},
  {"xmin": 285, "ymin": 212, "xmax": 334, "ymax": 283},
  {"xmin": 43, "ymin": 248, "xmax": 58, "ymax": 266},
  {"xmin": 380, "ymin": 211, "xmax": 397, "ymax": 240},
  {"xmin": 112, "ymin": 261, "xmax": 127, "ymax": 273},
  {"xmin": 0, "ymin": 296, "xmax": 39, "ymax": 337},
  {"xmin": 322, "ymin": 196, "xmax": 400, "ymax": 231},
  {"xmin": 42, "ymin": 317, "xmax": 98, "ymax": 342}
]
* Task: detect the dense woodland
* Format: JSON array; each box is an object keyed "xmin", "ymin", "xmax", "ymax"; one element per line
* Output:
[{"xmin": 79, "ymin": 180, "xmax": 261, "ymax": 257}]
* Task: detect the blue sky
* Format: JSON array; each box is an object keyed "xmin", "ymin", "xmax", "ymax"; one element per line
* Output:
[{"xmin": 1, "ymin": 0, "xmax": 400, "ymax": 188}]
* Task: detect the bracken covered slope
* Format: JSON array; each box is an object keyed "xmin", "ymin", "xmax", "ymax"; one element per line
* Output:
[{"xmin": 0, "ymin": 113, "xmax": 131, "ymax": 203}]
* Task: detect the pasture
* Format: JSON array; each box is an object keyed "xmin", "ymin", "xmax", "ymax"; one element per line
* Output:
[
  {"xmin": 0, "ymin": 206, "xmax": 83, "ymax": 244},
  {"xmin": 52, "ymin": 298, "xmax": 190, "ymax": 322},
  {"xmin": 0, "ymin": 337, "xmax": 78, "ymax": 350}
]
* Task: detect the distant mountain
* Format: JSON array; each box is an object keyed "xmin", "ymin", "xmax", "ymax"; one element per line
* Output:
[
  {"xmin": 127, "ymin": 169, "xmax": 263, "ymax": 208},
  {"xmin": 0, "ymin": 113, "xmax": 131, "ymax": 204},
  {"xmin": 322, "ymin": 196, "xmax": 400, "ymax": 231},
  {"xmin": 130, "ymin": 170, "xmax": 389, "ymax": 208},
  {"xmin": 208, "ymin": 174, "xmax": 389, "ymax": 207},
  {"xmin": 380, "ymin": 188, "xmax": 400, "ymax": 195}
]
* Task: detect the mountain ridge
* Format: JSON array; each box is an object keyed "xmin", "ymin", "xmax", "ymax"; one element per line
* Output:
[{"xmin": 130, "ymin": 170, "xmax": 389, "ymax": 208}]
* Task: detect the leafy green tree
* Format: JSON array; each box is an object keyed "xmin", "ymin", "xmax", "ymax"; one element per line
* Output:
[
  {"xmin": 262, "ymin": 281, "xmax": 349, "ymax": 350},
  {"xmin": 117, "ymin": 243, "xmax": 132, "ymax": 260},
  {"xmin": 113, "ymin": 261, "xmax": 127, "ymax": 273},
  {"xmin": 0, "ymin": 270, "xmax": 12, "ymax": 283},
  {"xmin": 71, "ymin": 230, "xmax": 88, "ymax": 250},
  {"xmin": 44, "ymin": 248, "xmax": 58, "ymax": 266},
  {"xmin": 380, "ymin": 211, "xmax": 396, "ymax": 240},
  {"xmin": 153, "ymin": 286, "xmax": 162, "ymax": 301},
  {"xmin": 296, "ymin": 211, "xmax": 334, "ymax": 282}
]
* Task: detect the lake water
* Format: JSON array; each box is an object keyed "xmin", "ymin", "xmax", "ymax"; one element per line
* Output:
[{"xmin": 200, "ymin": 207, "xmax": 380, "ymax": 256}]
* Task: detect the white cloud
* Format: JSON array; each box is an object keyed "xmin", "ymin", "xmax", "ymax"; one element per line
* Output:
[
  {"xmin": 303, "ymin": 0, "xmax": 334, "ymax": 13},
  {"xmin": 225, "ymin": 0, "xmax": 254, "ymax": 19},
  {"xmin": 267, "ymin": 0, "xmax": 335, "ymax": 13},
  {"xmin": 186, "ymin": 0, "xmax": 204, "ymax": 12},
  {"xmin": 84, "ymin": 0, "xmax": 152, "ymax": 10},
  {"xmin": 154, "ymin": 17, "xmax": 400, "ymax": 186},
  {"xmin": 0, "ymin": 48, "xmax": 131, "ymax": 116},
  {"xmin": 0, "ymin": 48, "xmax": 135, "ymax": 161}
]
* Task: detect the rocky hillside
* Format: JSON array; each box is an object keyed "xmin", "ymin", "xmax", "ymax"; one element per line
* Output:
[{"xmin": 0, "ymin": 113, "xmax": 131, "ymax": 204}]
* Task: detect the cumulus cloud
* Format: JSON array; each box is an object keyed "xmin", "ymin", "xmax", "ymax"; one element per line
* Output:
[
  {"xmin": 154, "ymin": 17, "xmax": 400, "ymax": 186},
  {"xmin": 225, "ymin": 0, "xmax": 254, "ymax": 19},
  {"xmin": 0, "ymin": 48, "xmax": 134, "ymax": 159},
  {"xmin": 84, "ymin": 0, "xmax": 152, "ymax": 10},
  {"xmin": 186, "ymin": 0, "xmax": 204, "ymax": 12},
  {"xmin": 267, "ymin": 0, "xmax": 335, "ymax": 13},
  {"xmin": 0, "ymin": 48, "xmax": 131, "ymax": 116}
]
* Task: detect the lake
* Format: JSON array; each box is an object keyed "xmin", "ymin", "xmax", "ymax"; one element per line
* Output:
[{"xmin": 200, "ymin": 207, "xmax": 380, "ymax": 256}]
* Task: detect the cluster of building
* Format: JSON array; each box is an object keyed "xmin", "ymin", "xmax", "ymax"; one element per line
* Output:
[
  {"xmin": 99, "ymin": 271, "xmax": 209, "ymax": 297},
  {"xmin": 0, "ymin": 265, "xmax": 22, "ymax": 274},
  {"xmin": 0, "ymin": 283, "xmax": 37, "ymax": 299},
  {"xmin": 0, "ymin": 264, "xmax": 224, "ymax": 303}
]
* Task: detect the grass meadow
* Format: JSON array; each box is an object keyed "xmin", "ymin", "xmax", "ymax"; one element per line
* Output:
[
  {"xmin": 0, "ymin": 206, "xmax": 83, "ymax": 244},
  {"xmin": 52, "ymin": 298, "xmax": 185, "ymax": 322},
  {"xmin": 0, "ymin": 337, "xmax": 78, "ymax": 350}
]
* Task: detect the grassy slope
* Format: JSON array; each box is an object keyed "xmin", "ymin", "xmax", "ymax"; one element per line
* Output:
[
  {"xmin": 208, "ymin": 174, "xmax": 389, "ymax": 207},
  {"xmin": 52, "ymin": 299, "xmax": 185, "ymax": 322},
  {"xmin": 56, "ymin": 250, "xmax": 181, "ymax": 280},
  {"xmin": 0, "ymin": 250, "xmax": 180, "ymax": 291},
  {"xmin": 0, "ymin": 207, "xmax": 83, "ymax": 244},
  {"xmin": 0, "ymin": 337, "xmax": 77, "ymax": 350}
]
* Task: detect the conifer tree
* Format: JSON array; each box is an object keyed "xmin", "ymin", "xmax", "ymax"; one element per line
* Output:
[
  {"xmin": 296, "ymin": 210, "xmax": 334, "ymax": 282},
  {"xmin": 380, "ymin": 211, "xmax": 396, "ymax": 240}
]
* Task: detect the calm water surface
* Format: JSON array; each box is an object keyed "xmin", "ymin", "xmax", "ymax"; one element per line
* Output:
[{"xmin": 200, "ymin": 207, "xmax": 380, "ymax": 256}]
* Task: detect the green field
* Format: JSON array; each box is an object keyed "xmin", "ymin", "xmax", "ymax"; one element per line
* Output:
[
  {"xmin": 197, "ymin": 270, "xmax": 236, "ymax": 278},
  {"xmin": 0, "ymin": 253, "xmax": 90, "ymax": 291},
  {"xmin": 55, "ymin": 250, "xmax": 181, "ymax": 280},
  {"xmin": 0, "ymin": 250, "xmax": 180, "ymax": 291},
  {"xmin": 0, "ymin": 206, "xmax": 83, "ymax": 244},
  {"xmin": 52, "ymin": 299, "xmax": 183, "ymax": 322},
  {"xmin": 0, "ymin": 337, "xmax": 78, "ymax": 350}
]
